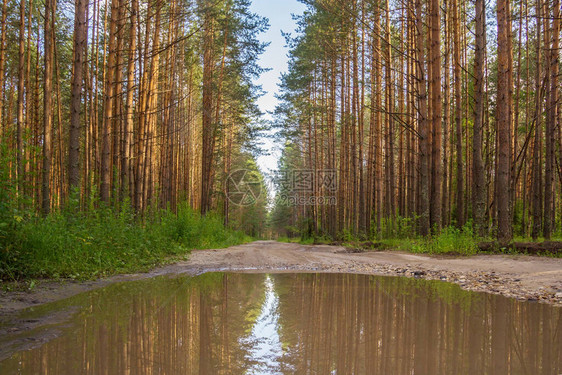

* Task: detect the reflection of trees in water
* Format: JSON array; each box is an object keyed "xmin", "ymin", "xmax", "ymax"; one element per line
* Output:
[
  {"xmin": 2, "ymin": 273, "xmax": 560, "ymax": 374},
  {"xmin": 273, "ymin": 274, "xmax": 561, "ymax": 374},
  {"xmin": 2, "ymin": 273, "xmax": 267, "ymax": 374}
]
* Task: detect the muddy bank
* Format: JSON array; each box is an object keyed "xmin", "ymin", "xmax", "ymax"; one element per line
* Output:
[{"xmin": 1, "ymin": 240, "xmax": 561, "ymax": 316}]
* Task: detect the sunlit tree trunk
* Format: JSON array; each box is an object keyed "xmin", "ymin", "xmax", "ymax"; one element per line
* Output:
[
  {"xmin": 69, "ymin": 0, "xmax": 88, "ymax": 192},
  {"xmin": 42, "ymin": 0, "xmax": 55, "ymax": 215},
  {"xmin": 122, "ymin": 0, "xmax": 137, "ymax": 202},
  {"xmin": 201, "ymin": 4, "xmax": 214, "ymax": 215},
  {"xmin": 101, "ymin": 0, "xmax": 120, "ymax": 203}
]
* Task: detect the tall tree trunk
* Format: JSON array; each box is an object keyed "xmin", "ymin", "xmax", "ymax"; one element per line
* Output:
[
  {"xmin": 24, "ymin": 0, "xmax": 34, "ymax": 200},
  {"xmin": 531, "ymin": 0, "xmax": 542, "ymax": 239},
  {"xmin": 496, "ymin": 0, "xmax": 512, "ymax": 244},
  {"xmin": 367, "ymin": 14, "xmax": 377, "ymax": 235},
  {"xmin": 472, "ymin": 0, "xmax": 487, "ymax": 237},
  {"xmin": 416, "ymin": 0, "xmax": 430, "ymax": 236},
  {"xmin": 373, "ymin": 7, "xmax": 383, "ymax": 232},
  {"xmin": 384, "ymin": 0, "xmax": 395, "ymax": 224},
  {"xmin": 16, "ymin": 0, "xmax": 26, "ymax": 201},
  {"xmin": 122, "ymin": 0, "xmax": 138, "ymax": 201},
  {"xmin": 101, "ymin": 0, "xmax": 120, "ymax": 203},
  {"xmin": 42, "ymin": 0, "xmax": 55, "ymax": 215},
  {"xmin": 135, "ymin": 3, "xmax": 151, "ymax": 212},
  {"xmin": 112, "ymin": 0, "xmax": 125, "ymax": 200},
  {"xmin": 512, "ymin": 0, "xmax": 524, "ymax": 236},
  {"xmin": 69, "ymin": 0, "xmax": 89, "ymax": 191},
  {"xmin": 452, "ymin": 0, "xmax": 464, "ymax": 227},
  {"xmin": 0, "ymin": 0, "xmax": 7, "ymax": 139},
  {"xmin": 430, "ymin": 0, "xmax": 442, "ymax": 230},
  {"xmin": 543, "ymin": 0, "xmax": 559, "ymax": 238},
  {"xmin": 201, "ymin": 6, "xmax": 214, "ymax": 215},
  {"xmin": 442, "ymin": 0, "xmax": 450, "ymax": 226}
]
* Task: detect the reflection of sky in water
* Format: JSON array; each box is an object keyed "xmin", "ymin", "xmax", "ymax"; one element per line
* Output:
[{"xmin": 242, "ymin": 275, "xmax": 285, "ymax": 374}]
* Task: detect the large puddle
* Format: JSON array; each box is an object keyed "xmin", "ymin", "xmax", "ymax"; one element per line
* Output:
[{"xmin": 0, "ymin": 273, "xmax": 560, "ymax": 374}]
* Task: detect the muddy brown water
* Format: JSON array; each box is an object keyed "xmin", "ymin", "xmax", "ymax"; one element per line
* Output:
[{"xmin": 0, "ymin": 273, "xmax": 560, "ymax": 374}]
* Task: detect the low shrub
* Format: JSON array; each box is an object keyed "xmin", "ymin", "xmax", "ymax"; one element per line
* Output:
[{"xmin": 0, "ymin": 203, "xmax": 250, "ymax": 281}]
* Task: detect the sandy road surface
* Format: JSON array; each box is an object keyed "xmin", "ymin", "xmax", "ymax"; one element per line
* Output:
[{"xmin": 1, "ymin": 241, "xmax": 561, "ymax": 316}]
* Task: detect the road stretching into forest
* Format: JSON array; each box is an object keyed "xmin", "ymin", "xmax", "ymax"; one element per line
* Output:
[{"xmin": 1, "ymin": 241, "xmax": 561, "ymax": 316}]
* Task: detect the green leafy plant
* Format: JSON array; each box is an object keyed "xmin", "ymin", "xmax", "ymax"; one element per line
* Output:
[{"xmin": 0, "ymin": 201, "xmax": 250, "ymax": 281}]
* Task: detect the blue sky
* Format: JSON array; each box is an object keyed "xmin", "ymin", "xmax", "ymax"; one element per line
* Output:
[{"xmin": 249, "ymin": 0, "xmax": 306, "ymax": 176}]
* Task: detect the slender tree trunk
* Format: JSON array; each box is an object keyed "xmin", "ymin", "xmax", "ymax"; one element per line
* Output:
[
  {"xmin": 0, "ymin": 0, "xmax": 7, "ymax": 139},
  {"xmin": 367, "ymin": 18, "xmax": 377, "ymax": 235},
  {"xmin": 33, "ymin": 31, "xmax": 40, "ymax": 207},
  {"xmin": 42, "ymin": 0, "xmax": 55, "ymax": 215},
  {"xmin": 531, "ymin": 0, "xmax": 542, "ymax": 239},
  {"xmin": 201, "ymin": 6, "xmax": 214, "ymax": 215},
  {"xmin": 112, "ymin": 0, "xmax": 125, "ymax": 200},
  {"xmin": 512, "ymin": 0, "xmax": 524, "ymax": 235},
  {"xmin": 430, "ymin": 0, "xmax": 442, "ymax": 230},
  {"xmin": 496, "ymin": 0, "xmax": 512, "ymax": 244},
  {"xmin": 101, "ymin": 0, "xmax": 120, "ymax": 203},
  {"xmin": 16, "ymin": 0, "xmax": 26, "ymax": 201},
  {"xmin": 69, "ymin": 0, "xmax": 89, "ymax": 192},
  {"xmin": 442, "ymin": 0, "xmax": 450, "ymax": 226},
  {"xmin": 24, "ymin": 0, "xmax": 33, "ymax": 200},
  {"xmin": 384, "ymin": 0, "xmax": 395, "ymax": 224},
  {"xmin": 472, "ymin": 0, "xmax": 487, "ymax": 237},
  {"xmin": 452, "ymin": 0, "xmax": 464, "ymax": 227},
  {"xmin": 544, "ymin": 0, "xmax": 559, "ymax": 238},
  {"xmin": 416, "ymin": 0, "xmax": 430, "ymax": 236},
  {"xmin": 122, "ymin": 0, "xmax": 137, "ymax": 202},
  {"xmin": 135, "ymin": 3, "xmax": 151, "ymax": 212},
  {"xmin": 374, "ymin": 9, "xmax": 383, "ymax": 232}
]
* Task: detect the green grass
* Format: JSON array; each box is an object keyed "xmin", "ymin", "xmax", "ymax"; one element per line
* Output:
[
  {"xmin": 0, "ymin": 203, "xmax": 251, "ymax": 281},
  {"xmin": 407, "ymin": 226, "xmax": 480, "ymax": 255},
  {"xmin": 283, "ymin": 225, "xmax": 481, "ymax": 256},
  {"xmin": 378, "ymin": 226, "xmax": 480, "ymax": 256},
  {"xmin": 512, "ymin": 235, "xmax": 562, "ymax": 242},
  {"xmin": 276, "ymin": 236, "xmax": 301, "ymax": 243},
  {"xmin": 286, "ymin": 229, "xmax": 562, "ymax": 258}
]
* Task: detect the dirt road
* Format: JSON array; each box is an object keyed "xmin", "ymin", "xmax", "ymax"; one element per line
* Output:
[{"xmin": 1, "ymin": 241, "xmax": 561, "ymax": 315}]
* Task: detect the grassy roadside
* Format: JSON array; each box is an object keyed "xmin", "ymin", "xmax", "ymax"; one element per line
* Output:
[
  {"xmin": 0, "ymin": 203, "xmax": 251, "ymax": 283},
  {"xmin": 278, "ymin": 226, "xmax": 480, "ymax": 255},
  {"xmin": 278, "ymin": 226, "xmax": 562, "ymax": 257}
]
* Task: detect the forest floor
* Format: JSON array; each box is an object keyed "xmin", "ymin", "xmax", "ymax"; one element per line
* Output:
[{"xmin": 1, "ymin": 240, "xmax": 561, "ymax": 316}]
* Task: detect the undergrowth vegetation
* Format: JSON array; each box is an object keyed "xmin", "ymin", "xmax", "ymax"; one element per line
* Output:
[
  {"xmin": 279, "ymin": 221, "xmax": 481, "ymax": 256},
  {"xmin": 0, "ymin": 201, "xmax": 250, "ymax": 281},
  {"xmin": 0, "ymin": 143, "xmax": 253, "ymax": 282},
  {"xmin": 406, "ymin": 226, "xmax": 479, "ymax": 255}
]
